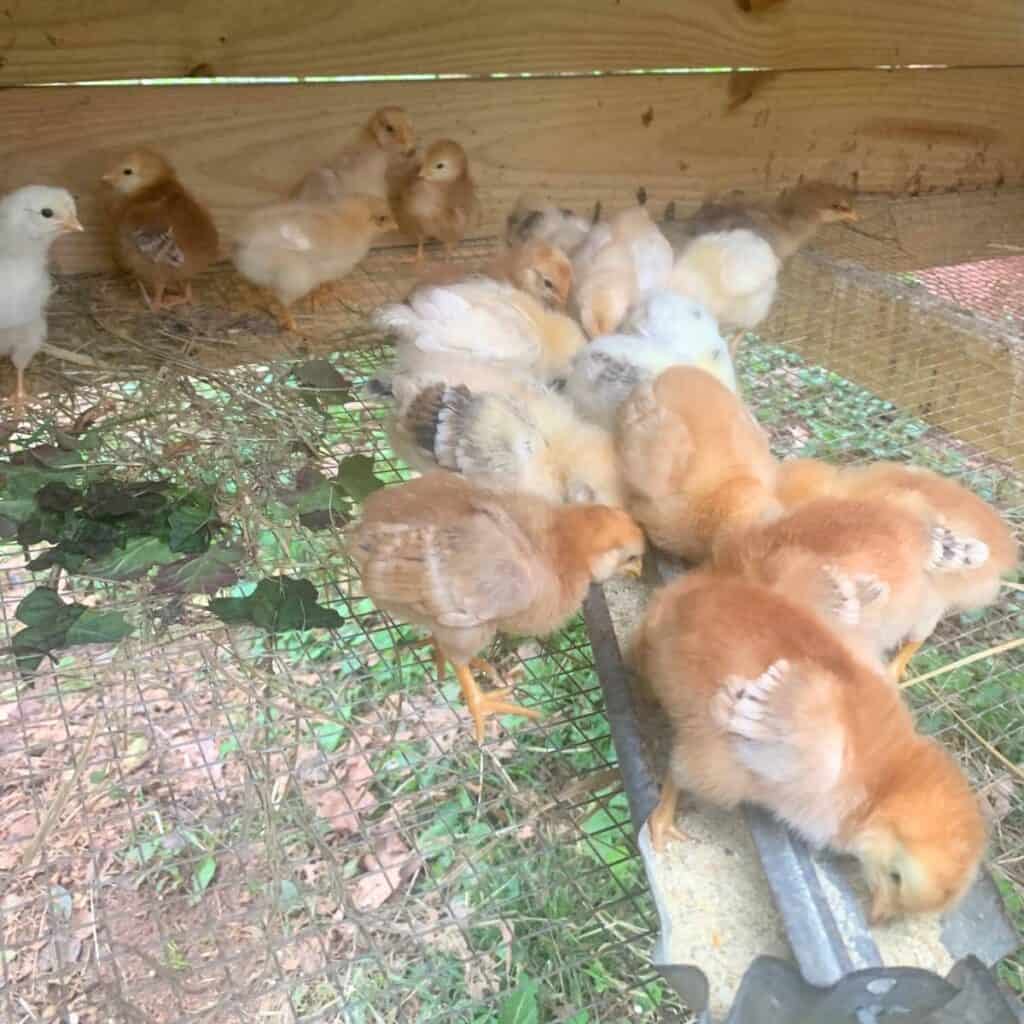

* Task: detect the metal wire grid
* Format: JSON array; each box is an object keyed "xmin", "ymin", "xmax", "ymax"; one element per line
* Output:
[
  {"xmin": 0, "ymin": 325, "xmax": 676, "ymax": 1023},
  {"xmin": 913, "ymin": 256, "xmax": 1024, "ymax": 327},
  {"xmin": 0, "ymin": 227, "xmax": 1022, "ymax": 1023}
]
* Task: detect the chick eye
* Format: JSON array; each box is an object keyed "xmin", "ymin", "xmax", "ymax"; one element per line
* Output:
[
  {"xmin": 40, "ymin": 208, "xmax": 53, "ymax": 219},
  {"xmin": 123, "ymin": 168, "xmax": 133, "ymax": 176},
  {"xmin": 385, "ymin": 124, "xmax": 395, "ymax": 133},
  {"xmin": 435, "ymin": 162, "xmax": 444, "ymax": 170},
  {"xmin": 542, "ymin": 277, "xmax": 554, "ymax": 290},
  {"xmin": 889, "ymin": 870, "xmax": 902, "ymax": 885}
]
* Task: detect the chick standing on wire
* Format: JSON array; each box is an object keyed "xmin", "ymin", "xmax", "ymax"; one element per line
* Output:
[
  {"xmin": 0, "ymin": 186, "xmax": 83, "ymax": 415},
  {"xmin": 102, "ymin": 149, "xmax": 219, "ymax": 312},
  {"xmin": 349, "ymin": 472, "xmax": 644, "ymax": 743},
  {"xmin": 233, "ymin": 194, "xmax": 396, "ymax": 332},
  {"xmin": 395, "ymin": 139, "xmax": 479, "ymax": 263}
]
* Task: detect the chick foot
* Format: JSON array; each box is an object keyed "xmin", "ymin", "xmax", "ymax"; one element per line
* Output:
[
  {"xmin": 888, "ymin": 639, "xmax": 922, "ymax": 683},
  {"xmin": 648, "ymin": 777, "xmax": 687, "ymax": 852},
  {"xmin": 454, "ymin": 661, "xmax": 540, "ymax": 744},
  {"xmin": 406, "ymin": 634, "xmax": 448, "ymax": 681}
]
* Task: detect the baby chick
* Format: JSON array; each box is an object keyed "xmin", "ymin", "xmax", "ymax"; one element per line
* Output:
[
  {"xmin": 634, "ymin": 571, "xmax": 986, "ymax": 922},
  {"xmin": 777, "ymin": 459, "xmax": 1019, "ymax": 679},
  {"xmin": 714, "ymin": 496, "xmax": 991, "ymax": 678},
  {"xmin": 414, "ymin": 237, "xmax": 574, "ymax": 309},
  {"xmin": 233, "ymin": 194, "xmax": 395, "ymax": 331},
  {"xmin": 291, "ymin": 106, "xmax": 417, "ymax": 203},
  {"xmin": 349, "ymin": 472, "xmax": 644, "ymax": 742},
  {"xmin": 390, "ymin": 377, "xmax": 624, "ymax": 507},
  {"xmin": 505, "ymin": 198, "xmax": 595, "ymax": 256},
  {"xmin": 572, "ymin": 205, "xmax": 673, "ymax": 337},
  {"xmin": 665, "ymin": 181, "xmax": 857, "ymax": 353},
  {"xmin": 374, "ymin": 278, "xmax": 586, "ymax": 383},
  {"xmin": 395, "ymin": 139, "xmax": 478, "ymax": 263},
  {"xmin": 0, "ymin": 186, "xmax": 82, "ymax": 413},
  {"xmin": 616, "ymin": 366, "xmax": 780, "ymax": 561},
  {"xmin": 564, "ymin": 290, "xmax": 735, "ymax": 431},
  {"xmin": 102, "ymin": 149, "xmax": 219, "ymax": 312}
]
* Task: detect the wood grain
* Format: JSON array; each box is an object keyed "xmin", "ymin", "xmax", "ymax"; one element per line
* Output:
[
  {"xmin": 5, "ymin": 69, "xmax": 1024, "ymax": 274},
  {"xmin": 3, "ymin": 1, "xmax": 1024, "ymax": 85}
]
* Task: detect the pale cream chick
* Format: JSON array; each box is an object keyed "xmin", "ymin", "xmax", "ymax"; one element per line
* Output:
[
  {"xmin": 102, "ymin": 148, "xmax": 219, "ymax": 312},
  {"xmin": 664, "ymin": 181, "xmax": 858, "ymax": 354},
  {"xmin": 572, "ymin": 205, "xmax": 673, "ymax": 337},
  {"xmin": 714, "ymin": 496, "xmax": 991, "ymax": 679},
  {"xmin": 616, "ymin": 366, "xmax": 780, "ymax": 561},
  {"xmin": 349, "ymin": 472, "xmax": 644, "ymax": 742},
  {"xmin": 633, "ymin": 572, "xmax": 986, "ymax": 923},
  {"xmin": 390, "ymin": 378, "xmax": 625, "ymax": 507},
  {"xmin": 777, "ymin": 458, "xmax": 1018, "ymax": 679},
  {"xmin": 233, "ymin": 194, "xmax": 395, "ymax": 331},
  {"xmin": 374, "ymin": 277, "xmax": 586, "ymax": 384},
  {"xmin": 395, "ymin": 139, "xmax": 478, "ymax": 262},
  {"xmin": 290, "ymin": 106, "xmax": 417, "ymax": 203}
]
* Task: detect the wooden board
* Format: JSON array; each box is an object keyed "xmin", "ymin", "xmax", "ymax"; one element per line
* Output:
[
  {"xmin": 4, "ymin": 1, "xmax": 1024, "ymax": 85},
  {"xmin": 5, "ymin": 69, "xmax": 1024, "ymax": 274}
]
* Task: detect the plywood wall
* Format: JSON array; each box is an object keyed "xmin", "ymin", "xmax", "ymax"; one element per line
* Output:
[{"xmin": 3, "ymin": 2, "xmax": 1024, "ymax": 272}]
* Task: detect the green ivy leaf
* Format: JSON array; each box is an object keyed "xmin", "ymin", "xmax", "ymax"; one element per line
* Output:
[
  {"xmin": 336, "ymin": 455, "xmax": 385, "ymax": 504},
  {"xmin": 64, "ymin": 609, "xmax": 134, "ymax": 647},
  {"xmin": 166, "ymin": 491, "xmax": 219, "ymax": 554},
  {"xmin": 79, "ymin": 536, "xmax": 179, "ymax": 580},
  {"xmin": 192, "ymin": 855, "xmax": 217, "ymax": 898},
  {"xmin": 498, "ymin": 977, "xmax": 540, "ymax": 1024},
  {"xmin": 152, "ymin": 546, "xmax": 243, "ymax": 595},
  {"xmin": 208, "ymin": 576, "xmax": 343, "ymax": 633},
  {"xmin": 16, "ymin": 587, "xmax": 71, "ymax": 627},
  {"xmin": 292, "ymin": 359, "xmax": 353, "ymax": 405}
]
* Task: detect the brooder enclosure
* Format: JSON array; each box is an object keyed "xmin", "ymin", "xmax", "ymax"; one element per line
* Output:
[{"xmin": 1, "ymin": 5, "xmax": 1024, "ymax": 1022}]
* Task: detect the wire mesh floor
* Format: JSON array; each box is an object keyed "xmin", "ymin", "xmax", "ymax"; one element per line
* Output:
[{"xmin": 0, "ymin": 228, "xmax": 1022, "ymax": 1023}]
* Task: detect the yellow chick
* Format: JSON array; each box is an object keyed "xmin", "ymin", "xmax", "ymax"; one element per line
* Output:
[
  {"xmin": 233, "ymin": 194, "xmax": 395, "ymax": 331},
  {"xmin": 616, "ymin": 366, "xmax": 780, "ymax": 561},
  {"xmin": 572, "ymin": 205, "xmax": 673, "ymax": 337},
  {"xmin": 290, "ymin": 106, "xmax": 417, "ymax": 203},
  {"xmin": 349, "ymin": 472, "xmax": 644, "ymax": 742},
  {"xmin": 634, "ymin": 571, "xmax": 986, "ymax": 923},
  {"xmin": 395, "ymin": 139, "xmax": 479, "ymax": 263},
  {"xmin": 102, "ymin": 149, "xmax": 220, "ymax": 312},
  {"xmin": 777, "ymin": 458, "xmax": 1019, "ymax": 679}
]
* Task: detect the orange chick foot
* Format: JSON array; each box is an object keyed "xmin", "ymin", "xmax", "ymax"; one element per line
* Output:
[
  {"xmin": 647, "ymin": 778, "xmax": 687, "ymax": 852},
  {"xmin": 454, "ymin": 662, "xmax": 540, "ymax": 744}
]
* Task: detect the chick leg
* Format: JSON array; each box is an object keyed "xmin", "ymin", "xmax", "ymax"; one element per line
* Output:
[
  {"xmin": 888, "ymin": 639, "xmax": 922, "ymax": 683},
  {"xmin": 406, "ymin": 634, "xmax": 448, "ymax": 681},
  {"xmin": 647, "ymin": 775, "xmax": 688, "ymax": 852},
  {"xmin": 11, "ymin": 367, "xmax": 27, "ymax": 418},
  {"xmin": 728, "ymin": 329, "xmax": 746, "ymax": 358},
  {"xmin": 154, "ymin": 281, "xmax": 194, "ymax": 310},
  {"xmin": 415, "ymin": 238, "xmax": 425, "ymax": 266},
  {"xmin": 453, "ymin": 661, "xmax": 541, "ymax": 744},
  {"xmin": 138, "ymin": 279, "xmax": 162, "ymax": 312}
]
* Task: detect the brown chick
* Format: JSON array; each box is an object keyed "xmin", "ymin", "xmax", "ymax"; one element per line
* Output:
[
  {"xmin": 291, "ymin": 106, "xmax": 417, "ymax": 203},
  {"xmin": 777, "ymin": 459, "xmax": 1019, "ymax": 679},
  {"xmin": 713, "ymin": 496, "xmax": 991, "ymax": 679},
  {"xmin": 633, "ymin": 571, "xmax": 986, "ymax": 923},
  {"xmin": 233, "ymin": 194, "xmax": 395, "ymax": 332},
  {"xmin": 395, "ymin": 139, "xmax": 478, "ymax": 263},
  {"xmin": 102, "ymin": 149, "xmax": 220, "ymax": 312},
  {"xmin": 349, "ymin": 472, "xmax": 644, "ymax": 742},
  {"xmin": 616, "ymin": 366, "xmax": 780, "ymax": 561},
  {"xmin": 411, "ymin": 237, "xmax": 573, "ymax": 308},
  {"xmin": 667, "ymin": 180, "xmax": 859, "ymax": 265}
]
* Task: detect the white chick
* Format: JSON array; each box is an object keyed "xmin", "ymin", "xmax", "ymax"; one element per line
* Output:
[
  {"xmin": 233, "ymin": 193, "xmax": 395, "ymax": 331},
  {"xmin": 391, "ymin": 377, "xmax": 624, "ymax": 507},
  {"xmin": 564, "ymin": 290, "xmax": 736, "ymax": 431},
  {"xmin": 373, "ymin": 277, "xmax": 586, "ymax": 384},
  {"xmin": 0, "ymin": 186, "xmax": 83, "ymax": 413},
  {"xmin": 572, "ymin": 206, "xmax": 673, "ymax": 338},
  {"xmin": 667, "ymin": 228, "xmax": 780, "ymax": 355}
]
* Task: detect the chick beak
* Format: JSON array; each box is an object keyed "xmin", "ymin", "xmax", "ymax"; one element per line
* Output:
[
  {"xmin": 100, "ymin": 172, "xmax": 116, "ymax": 186},
  {"xmin": 61, "ymin": 214, "xmax": 84, "ymax": 234},
  {"xmin": 404, "ymin": 145, "xmax": 416, "ymax": 157},
  {"xmin": 621, "ymin": 556, "xmax": 644, "ymax": 579},
  {"xmin": 841, "ymin": 209, "xmax": 860, "ymax": 223}
]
